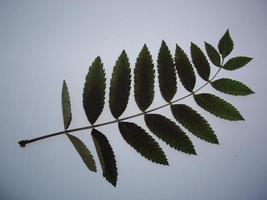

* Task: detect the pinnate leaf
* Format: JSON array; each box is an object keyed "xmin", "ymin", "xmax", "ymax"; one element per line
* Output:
[
  {"xmin": 109, "ymin": 50, "xmax": 131, "ymax": 119},
  {"xmin": 83, "ymin": 57, "xmax": 106, "ymax": 124},
  {"xmin": 144, "ymin": 114, "xmax": 196, "ymax": 154},
  {"xmin": 218, "ymin": 29, "xmax": 233, "ymax": 58},
  {"xmin": 118, "ymin": 122, "xmax": 168, "ymax": 165},
  {"xmin": 62, "ymin": 80, "xmax": 72, "ymax": 130},
  {"xmin": 175, "ymin": 44, "xmax": 196, "ymax": 92},
  {"xmin": 91, "ymin": 129, "xmax": 117, "ymax": 186},
  {"xmin": 205, "ymin": 42, "xmax": 221, "ymax": 67},
  {"xmin": 67, "ymin": 134, "xmax": 96, "ymax": 172},
  {"xmin": 134, "ymin": 44, "xmax": 155, "ymax": 111},
  {"xmin": 223, "ymin": 56, "xmax": 252, "ymax": 70},
  {"xmin": 157, "ymin": 40, "xmax": 177, "ymax": 102},
  {"xmin": 194, "ymin": 93, "xmax": 244, "ymax": 121},
  {"xmin": 171, "ymin": 104, "xmax": 218, "ymax": 144},
  {"xmin": 211, "ymin": 78, "xmax": 254, "ymax": 96},
  {"xmin": 191, "ymin": 42, "xmax": 210, "ymax": 81}
]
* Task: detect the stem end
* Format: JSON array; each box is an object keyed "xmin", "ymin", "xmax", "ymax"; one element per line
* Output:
[{"xmin": 18, "ymin": 140, "xmax": 28, "ymax": 147}]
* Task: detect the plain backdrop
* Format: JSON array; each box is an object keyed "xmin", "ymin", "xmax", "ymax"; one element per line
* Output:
[{"xmin": 0, "ymin": 0, "xmax": 266, "ymax": 200}]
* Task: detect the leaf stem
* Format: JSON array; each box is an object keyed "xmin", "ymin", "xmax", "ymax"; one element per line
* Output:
[{"xmin": 18, "ymin": 66, "xmax": 222, "ymax": 147}]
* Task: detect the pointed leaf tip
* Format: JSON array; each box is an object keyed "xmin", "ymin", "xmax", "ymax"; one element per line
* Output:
[
  {"xmin": 205, "ymin": 42, "xmax": 221, "ymax": 67},
  {"xmin": 62, "ymin": 80, "xmax": 72, "ymax": 130},
  {"xmin": 157, "ymin": 40, "xmax": 177, "ymax": 102},
  {"xmin": 218, "ymin": 29, "xmax": 234, "ymax": 58},
  {"xmin": 134, "ymin": 45, "xmax": 155, "ymax": 111},
  {"xmin": 83, "ymin": 57, "xmax": 106, "ymax": 124},
  {"xmin": 171, "ymin": 104, "xmax": 218, "ymax": 144},
  {"xmin": 175, "ymin": 44, "xmax": 196, "ymax": 92},
  {"xmin": 211, "ymin": 78, "xmax": 254, "ymax": 96},
  {"xmin": 142, "ymin": 43, "xmax": 148, "ymax": 50},
  {"xmin": 109, "ymin": 50, "xmax": 131, "ymax": 118},
  {"xmin": 118, "ymin": 122, "xmax": 169, "ymax": 165},
  {"xmin": 223, "ymin": 56, "xmax": 252, "ymax": 71},
  {"xmin": 67, "ymin": 134, "xmax": 97, "ymax": 172},
  {"xmin": 144, "ymin": 114, "xmax": 197, "ymax": 154},
  {"xmin": 92, "ymin": 129, "xmax": 117, "ymax": 186},
  {"xmin": 194, "ymin": 93, "xmax": 244, "ymax": 121},
  {"xmin": 191, "ymin": 42, "xmax": 210, "ymax": 81}
]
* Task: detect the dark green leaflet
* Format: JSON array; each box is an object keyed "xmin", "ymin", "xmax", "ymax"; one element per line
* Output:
[
  {"xmin": 171, "ymin": 104, "xmax": 218, "ymax": 144},
  {"xmin": 175, "ymin": 44, "xmax": 196, "ymax": 92},
  {"xmin": 218, "ymin": 29, "xmax": 233, "ymax": 59},
  {"xmin": 83, "ymin": 57, "xmax": 106, "ymax": 124},
  {"xmin": 109, "ymin": 50, "xmax": 131, "ymax": 119},
  {"xmin": 118, "ymin": 122, "xmax": 168, "ymax": 165},
  {"xmin": 67, "ymin": 134, "xmax": 97, "ymax": 172},
  {"xmin": 194, "ymin": 93, "xmax": 244, "ymax": 121},
  {"xmin": 205, "ymin": 42, "xmax": 221, "ymax": 67},
  {"xmin": 157, "ymin": 40, "xmax": 177, "ymax": 102},
  {"xmin": 211, "ymin": 78, "xmax": 254, "ymax": 96},
  {"xmin": 62, "ymin": 80, "xmax": 72, "ymax": 130},
  {"xmin": 223, "ymin": 56, "xmax": 252, "ymax": 70},
  {"xmin": 134, "ymin": 44, "xmax": 155, "ymax": 111},
  {"xmin": 92, "ymin": 129, "xmax": 117, "ymax": 186},
  {"xmin": 191, "ymin": 42, "xmax": 210, "ymax": 81},
  {"xmin": 144, "ymin": 114, "xmax": 196, "ymax": 155},
  {"xmin": 62, "ymin": 82, "xmax": 97, "ymax": 173}
]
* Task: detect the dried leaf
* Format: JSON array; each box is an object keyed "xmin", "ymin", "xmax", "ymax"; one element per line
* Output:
[
  {"xmin": 194, "ymin": 93, "xmax": 244, "ymax": 121},
  {"xmin": 205, "ymin": 42, "xmax": 221, "ymax": 67},
  {"xmin": 191, "ymin": 42, "xmax": 210, "ymax": 81},
  {"xmin": 144, "ymin": 114, "xmax": 196, "ymax": 154},
  {"xmin": 171, "ymin": 104, "xmax": 218, "ymax": 144},
  {"xmin": 134, "ymin": 44, "xmax": 155, "ymax": 111},
  {"xmin": 118, "ymin": 122, "xmax": 168, "ymax": 165},
  {"xmin": 67, "ymin": 134, "xmax": 96, "ymax": 172},
  {"xmin": 109, "ymin": 50, "xmax": 131, "ymax": 119},
  {"xmin": 175, "ymin": 44, "xmax": 196, "ymax": 92},
  {"xmin": 211, "ymin": 78, "xmax": 254, "ymax": 96},
  {"xmin": 157, "ymin": 40, "xmax": 177, "ymax": 102},
  {"xmin": 218, "ymin": 29, "xmax": 233, "ymax": 59},
  {"xmin": 91, "ymin": 129, "xmax": 117, "ymax": 186},
  {"xmin": 83, "ymin": 57, "xmax": 106, "ymax": 124},
  {"xmin": 61, "ymin": 80, "xmax": 72, "ymax": 130},
  {"xmin": 223, "ymin": 56, "xmax": 252, "ymax": 71}
]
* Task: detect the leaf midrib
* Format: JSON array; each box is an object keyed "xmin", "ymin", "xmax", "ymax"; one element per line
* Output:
[{"xmin": 18, "ymin": 65, "xmax": 223, "ymax": 147}]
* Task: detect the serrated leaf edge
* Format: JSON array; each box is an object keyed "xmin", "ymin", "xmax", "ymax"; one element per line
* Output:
[
  {"xmin": 118, "ymin": 121, "xmax": 169, "ymax": 165},
  {"xmin": 67, "ymin": 133, "xmax": 97, "ymax": 172}
]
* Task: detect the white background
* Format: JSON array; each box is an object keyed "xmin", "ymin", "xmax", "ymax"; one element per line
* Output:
[{"xmin": 0, "ymin": 0, "xmax": 266, "ymax": 199}]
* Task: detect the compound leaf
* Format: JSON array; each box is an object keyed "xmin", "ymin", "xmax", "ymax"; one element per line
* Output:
[
  {"xmin": 175, "ymin": 44, "xmax": 196, "ymax": 92},
  {"xmin": 218, "ymin": 29, "xmax": 233, "ymax": 58},
  {"xmin": 191, "ymin": 42, "xmax": 210, "ymax": 81},
  {"xmin": 144, "ymin": 114, "xmax": 196, "ymax": 154},
  {"xmin": 91, "ymin": 129, "xmax": 117, "ymax": 186},
  {"xmin": 109, "ymin": 50, "xmax": 131, "ymax": 119},
  {"xmin": 134, "ymin": 44, "xmax": 155, "ymax": 111},
  {"xmin": 118, "ymin": 122, "xmax": 168, "ymax": 165},
  {"xmin": 205, "ymin": 42, "xmax": 221, "ymax": 67},
  {"xmin": 211, "ymin": 78, "xmax": 254, "ymax": 96},
  {"xmin": 83, "ymin": 57, "xmax": 106, "ymax": 124},
  {"xmin": 194, "ymin": 93, "xmax": 244, "ymax": 121},
  {"xmin": 67, "ymin": 134, "xmax": 96, "ymax": 172},
  {"xmin": 171, "ymin": 104, "xmax": 218, "ymax": 144},
  {"xmin": 61, "ymin": 80, "xmax": 72, "ymax": 130},
  {"xmin": 157, "ymin": 40, "xmax": 177, "ymax": 102},
  {"xmin": 223, "ymin": 56, "xmax": 252, "ymax": 71}
]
